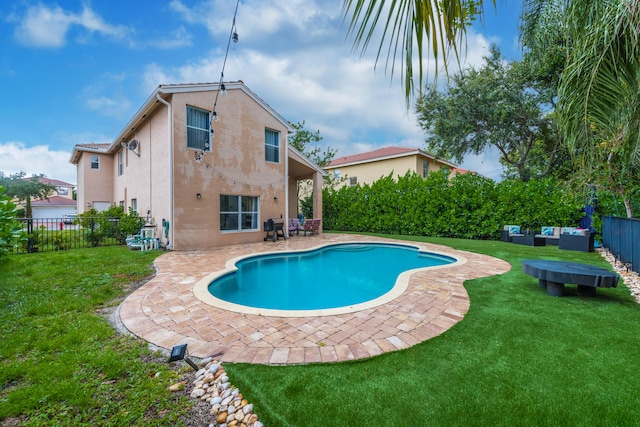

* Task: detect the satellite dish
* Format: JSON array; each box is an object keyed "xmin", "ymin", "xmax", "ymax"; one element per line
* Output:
[{"xmin": 128, "ymin": 139, "xmax": 139, "ymax": 151}]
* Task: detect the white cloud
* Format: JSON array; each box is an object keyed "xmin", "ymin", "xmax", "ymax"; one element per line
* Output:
[
  {"xmin": 80, "ymin": 74, "xmax": 133, "ymax": 119},
  {"xmin": 12, "ymin": 3, "xmax": 130, "ymax": 48},
  {"xmin": 0, "ymin": 142, "xmax": 77, "ymax": 185},
  {"xmin": 147, "ymin": 26, "xmax": 192, "ymax": 49},
  {"xmin": 138, "ymin": 2, "xmax": 503, "ymax": 178}
]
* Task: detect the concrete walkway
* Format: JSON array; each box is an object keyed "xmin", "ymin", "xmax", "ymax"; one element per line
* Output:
[{"xmin": 119, "ymin": 234, "xmax": 511, "ymax": 365}]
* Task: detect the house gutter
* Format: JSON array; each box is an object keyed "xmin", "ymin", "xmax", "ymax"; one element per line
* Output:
[{"xmin": 156, "ymin": 92, "xmax": 173, "ymax": 249}]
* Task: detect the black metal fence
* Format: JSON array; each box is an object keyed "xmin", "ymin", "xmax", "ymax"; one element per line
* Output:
[
  {"xmin": 13, "ymin": 217, "xmax": 144, "ymax": 254},
  {"xmin": 602, "ymin": 216, "xmax": 640, "ymax": 274}
]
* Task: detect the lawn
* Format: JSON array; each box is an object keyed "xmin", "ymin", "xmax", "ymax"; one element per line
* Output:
[
  {"xmin": 224, "ymin": 234, "xmax": 640, "ymax": 426},
  {"xmin": 1, "ymin": 236, "xmax": 639, "ymax": 426},
  {"xmin": 0, "ymin": 247, "xmax": 193, "ymax": 426}
]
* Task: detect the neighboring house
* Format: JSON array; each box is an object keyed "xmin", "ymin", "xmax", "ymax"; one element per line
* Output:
[
  {"xmin": 324, "ymin": 146, "xmax": 462, "ymax": 188},
  {"xmin": 27, "ymin": 177, "xmax": 77, "ymax": 219},
  {"xmin": 70, "ymin": 81, "xmax": 325, "ymax": 251}
]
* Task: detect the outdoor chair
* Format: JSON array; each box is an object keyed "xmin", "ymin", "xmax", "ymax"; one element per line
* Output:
[
  {"xmin": 288, "ymin": 218, "xmax": 302, "ymax": 236},
  {"xmin": 535, "ymin": 226, "xmax": 561, "ymax": 245},
  {"xmin": 300, "ymin": 218, "xmax": 321, "ymax": 236},
  {"xmin": 500, "ymin": 225, "xmax": 524, "ymax": 242}
]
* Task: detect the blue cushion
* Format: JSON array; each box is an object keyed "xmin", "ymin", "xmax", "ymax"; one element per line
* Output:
[
  {"xmin": 509, "ymin": 225, "xmax": 520, "ymax": 234},
  {"xmin": 541, "ymin": 227, "xmax": 553, "ymax": 236}
]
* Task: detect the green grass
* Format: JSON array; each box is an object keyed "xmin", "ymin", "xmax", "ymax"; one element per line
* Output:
[
  {"xmin": 224, "ymin": 233, "xmax": 640, "ymax": 426},
  {"xmin": 0, "ymin": 247, "xmax": 192, "ymax": 426},
  {"xmin": 2, "ymin": 235, "xmax": 640, "ymax": 426}
]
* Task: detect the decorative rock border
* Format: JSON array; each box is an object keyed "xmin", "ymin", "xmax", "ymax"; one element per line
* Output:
[
  {"xmin": 170, "ymin": 356, "xmax": 263, "ymax": 427},
  {"xmin": 597, "ymin": 248, "xmax": 640, "ymax": 303}
]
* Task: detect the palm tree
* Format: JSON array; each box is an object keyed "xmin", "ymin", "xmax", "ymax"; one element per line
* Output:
[
  {"xmin": 342, "ymin": 0, "xmax": 496, "ymax": 105},
  {"xmin": 522, "ymin": 0, "xmax": 640, "ymax": 217}
]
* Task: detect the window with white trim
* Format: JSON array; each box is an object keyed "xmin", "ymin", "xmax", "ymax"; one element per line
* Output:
[
  {"xmin": 220, "ymin": 195, "xmax": 259, "ymax": 231},
  {"xmin": 131, "ymin": 198, "xmax": 137, "ymax": 215},
  {"xmin": 349, "ymin": 176, "xmax": 358, "ymax": 186},
  {"xmin": 90, "ymin": 155, "xmax": 100, "ymax": 170},
  {"xmin": 333, "ymin": 169, "xmax": 340, "ymax": 179},
  {"xmin": 118, "ymin": 150, "xmax": 124, "ymax": 176},
  {"xmin": 265, "ymin": 129, "xmax": 280, "ymax": 163},
  {"xmin": 186, "ymin": 106, "xmax": 211, "ymax": 151},
  {"xmin": 423, "ymin": 161, "xmax": 430, "ymax": 178}
]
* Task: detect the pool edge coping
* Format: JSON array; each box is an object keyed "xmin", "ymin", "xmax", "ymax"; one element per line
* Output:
[{"xmin": 192, "ymin": 240, "xmax": 467, "ymax": 317}]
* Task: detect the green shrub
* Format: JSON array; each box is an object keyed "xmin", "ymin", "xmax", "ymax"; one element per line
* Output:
[{"xmin": 323, "ymin": 172, "xmax": 586, "ymax": 239}]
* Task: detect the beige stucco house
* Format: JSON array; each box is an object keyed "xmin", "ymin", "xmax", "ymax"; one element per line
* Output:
[
  {"xmin": 70, "ymin": 82, "xmax": 325, "ymax": 250},
  {"xmin": 27, "ymin": 177, "xmax": 77, "ymax": 219},
  {"xmin": 324, "ymin": 146, "xmax": 462, "ymax": 188}
]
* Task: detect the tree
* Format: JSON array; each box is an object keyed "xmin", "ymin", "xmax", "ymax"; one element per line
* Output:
[
  {"xmin": 415, "ymin": 46, "xmax": 558, "ymax": 181},
  {"xmin": 288, "ymin": 121, "xmax": 336, "ymax": 168},
  {"xmin": 0, "ymin": 172, "xmax": 56, "ymax": 218},
  {"xmin": 288, "ymin": 121, "xmax": 340, "ymax": 213},
  {"xmin": 0, "ymin": 186, "xmax": 21, "ymax": 259},
  {"xmin": 342, "ymin": 0, "xmax": 495, "ymax": 105},
  {"xmin": 521, "ymin": 0, "xmax": 640, "ymax": 217}
]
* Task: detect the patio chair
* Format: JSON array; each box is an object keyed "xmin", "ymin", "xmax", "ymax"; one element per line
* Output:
[
  {"xmin": 288, "ymin": 218, "xmax": 301, "ymax": 236},
  {"xmin": 500, "ymin": 225, "xmax": 524, "ymax": 242},
  {"xmin": 301, "ymin": 218, "xmax": 321, "ymax": 236},
  {"xmin": 535, "ymin": 226, "xmax": 561, "ymax": 245}
]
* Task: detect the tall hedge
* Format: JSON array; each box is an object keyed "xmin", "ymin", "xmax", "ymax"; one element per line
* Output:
[{"xmin": 323, "ymin": 170, "xmax": 585, "ymax": 239}]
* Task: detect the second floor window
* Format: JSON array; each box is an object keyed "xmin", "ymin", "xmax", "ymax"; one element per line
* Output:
[
  {"xmin": 90, "ymin": 155, "xmax": 100, "ymax": 170},
  {"xmin": 118, "ymin": 150, "xmax": 124, "ymax": 176},
  {"xmin": 423, "ymin": 161, "xmax": 430, "ymax": 178},
  {"xmin": 265, "ymin": 129, "xmax": 280, "ymax": 163},
  {"xmin": 186, "ymin": 106, "xmax": 210, "ymax": 151}
]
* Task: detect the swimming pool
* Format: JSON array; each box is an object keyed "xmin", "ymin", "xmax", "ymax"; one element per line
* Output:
[{"xmin": 200, "ymin": 243, "xmax": 456, "ymax": 316}]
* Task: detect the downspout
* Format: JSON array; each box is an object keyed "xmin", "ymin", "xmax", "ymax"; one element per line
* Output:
[
  {"xmin": 285, "ymin": 136, "xmax": 289, "ymax": 236},
  {"xmin": 156, "ymin": 92, "xmax": 173, "ymax": 249}
]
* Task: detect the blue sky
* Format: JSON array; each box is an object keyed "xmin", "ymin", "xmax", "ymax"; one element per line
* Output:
[{"xmin": 0, "ymin": 0, "xmax": 523, "ymax": 184}]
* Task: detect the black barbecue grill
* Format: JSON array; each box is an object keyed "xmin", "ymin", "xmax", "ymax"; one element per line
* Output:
[{"xmin": 264, "ymin": 218, "xmax": 286, "ymax": 242}]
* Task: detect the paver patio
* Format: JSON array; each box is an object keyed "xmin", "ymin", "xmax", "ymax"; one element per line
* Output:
[{"xmin": 119, "ymin": 234, "xmax": 511, "ymax": 364}]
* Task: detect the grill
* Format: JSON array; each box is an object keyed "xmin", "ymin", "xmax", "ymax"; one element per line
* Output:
[{"xmin": 264, "ymin": 218, "xmax": 285, "ymax": 242}]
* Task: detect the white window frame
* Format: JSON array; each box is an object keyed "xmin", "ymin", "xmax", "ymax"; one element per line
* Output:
[
  {"xmin": 265, "ymin": 128, "xmax": 280, "ymax": 163},
  {"xmin": 131, "ymin": 198, "xmax": 137, "ymax": 214},
  {"xmin": 220, "ymin": 195, "xmax": 259, "ymax": 232},
  {"xmin": 349, "ymin": 176, "xmax": 358, "ymax": 187},
  {"xmin": 90, "ymin": 155, "xmax": 100, "ymax": 170},
  {"xmin": 186, "ymin": 106, "xmax": 211, "ymax": 151},
  {"xmin": 333, "ymin": 169, "xmax": 340, "ymax": 179},
  {"xmin": 423, "ymin": 161, "xmax": 430, "ymax": 178},
  {"xmin": 118, "ymin": 150, "xmax": 124, "ymax": 176}
]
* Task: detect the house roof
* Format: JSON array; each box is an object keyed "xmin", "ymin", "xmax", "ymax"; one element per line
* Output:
[
  {"xmin": 69, "ymin": 143, "xmax": 110, "ymax": 164},
  {"xmin": 31, "ymin": 196, "xmax": 77, "ymax": 206},
  {"xmin": 326, "ymin": 146, "xmax": 458, "ymax": 169},
  {"xmin": 24, "ymin": 176, "xmax": 75, "ymax": 187},
  {"xmin": 69, "ymin": 82, "xmax": 294, "ymax": 165}
]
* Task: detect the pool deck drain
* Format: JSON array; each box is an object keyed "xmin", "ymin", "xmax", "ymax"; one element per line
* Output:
[{"xmin": 119, "ymin": 234, "xmax": 511, "ymax": 365}]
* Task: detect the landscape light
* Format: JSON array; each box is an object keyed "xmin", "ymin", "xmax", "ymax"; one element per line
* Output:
[{"xmin": 168, "ymin": 344, "xmax": 199, "ymax": 371}]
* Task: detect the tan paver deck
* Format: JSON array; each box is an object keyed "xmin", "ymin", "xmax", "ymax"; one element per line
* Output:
[{"xmin": 119, "ymin": 234, "xmax": 511, "ymax": 364}]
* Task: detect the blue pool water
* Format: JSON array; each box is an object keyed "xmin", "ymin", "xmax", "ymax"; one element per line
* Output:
[{"xmin": 208, "ymin": 243, "xmax": 455, "ymax": 311}]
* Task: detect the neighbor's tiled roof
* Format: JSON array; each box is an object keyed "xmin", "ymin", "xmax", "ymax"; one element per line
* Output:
[
  {"xmin": 31, "ymin": 196, "xmax": 77, "ymax": 206},
  {"xmin": 327, "ymin": 146, "xmax": 421, "ymax": 167},
  {"xmin": 27, "ymin": 177, "xmax": 75, "ymax": 187}
]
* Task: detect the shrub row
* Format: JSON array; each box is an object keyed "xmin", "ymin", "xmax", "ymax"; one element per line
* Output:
[{"xmin": 322, "ymin": 171, "xmax": 587, "ymax": 239}]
